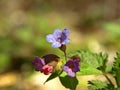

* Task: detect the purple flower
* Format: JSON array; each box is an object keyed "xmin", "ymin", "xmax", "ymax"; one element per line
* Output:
[
  {"xmin": 46, "ymin": 28, "xmax": 70, "ymax": 48},
  {"xmin": 62, "ymin": 59, "xmax": 80, "ymax": 77},
  {"xmin": 32, "ymin": 56, "xmax": 45, "ymax": 71},
  {"xmin": 32, "ymin": 56, "xmax": 53, "ymax": 74},
  {"xmin": 32, "ymin": 54, "xmax": 59, "ymax": 75}
]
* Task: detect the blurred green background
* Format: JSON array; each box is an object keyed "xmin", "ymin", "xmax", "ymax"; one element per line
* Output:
[{"xmin": 0, "ymin": 0, "xmax": 120, "ymax": 90}]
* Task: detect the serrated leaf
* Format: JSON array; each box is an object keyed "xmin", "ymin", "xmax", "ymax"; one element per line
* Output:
[
  {"xmin": 112, "ymin": 50, "xmax": 120, "ymax": 87},
  {"xmin": 80, "ymin": 51, "xmax": 104, "ymax": 68},
  {"xmin": 68, "ymin": 50, "xmax": 106, "ymax": 75},
  {"xmin": 77, "ymin": 67, "xmax": 101, "ymax": 75},
  {"xmin": 68, "ymin": 50, "xmax": 104, "ymax": 68},
  {"xmin": 97, "ymin": 53, "xmax": 108, "ymax": 72},
  {"xmin": 44, "ymin": 72, "xmax": 58, "ymax": 84},
  {"xmin": 59, "ymin": 75, "xmax": 78, "ymax": 90},
  {"xmin": 88, "ymin": 80, "xmax": 108, "ymax": 90}
]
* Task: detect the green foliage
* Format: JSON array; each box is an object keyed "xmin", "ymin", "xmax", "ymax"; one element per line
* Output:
[
  {"xmin": 59, "ymin": 75, "xmax": 78, "ymax": 90},
  {"xmin": 113, "ymin": 50, "xmax": 120, "ymax": 69},
  {"xmin": 33, "ymin": 48, "xmax": 120, "ymax": 90},
  {"xmin": 97, "ymin": 53, "xmax": 108, "ymax": 72},
  {"xmin": 68, "ymin": 50, "xmax": 108, "ymax": 75},
  {"xmin": 112, "ymin": 49, "xmax": 120, "ymax": 87},
  {"xmin": 77, "ymin": 67, "xmax": 101, "ymax": 75},
  {"xmin": 79, "ymin": 50, "xmax": 104, "ymax": 68},
  {"xmin": 88, "ymin": 80, "xmax": 120, "ymax": 90},
  {"xmin": 44, "ymin": 72, "xmax": 58, "ymax": 84},
  {"xmin": 88, "ymin": 49, "xmax": 120, "ymax": 90},
  {"xmin": 88, "ymin": 80, "xmax": 111, "ymax": 90},
  {"xmin": 44, "ymin": 70, "xmax": 78, "ymax": 90}
]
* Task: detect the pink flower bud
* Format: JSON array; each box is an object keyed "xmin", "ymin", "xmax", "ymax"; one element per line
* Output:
[{"xmin": 41, "ymin": 65, "xmax": 53, "ymax": 75}]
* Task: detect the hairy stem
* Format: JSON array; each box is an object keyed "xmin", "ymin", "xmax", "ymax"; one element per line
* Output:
[
  {"xmin": 103, "ymin": 73, "xmax": 114, "ymax": 87},
  {"xmin": 64, "ymin": 51, "xmax": 67, "ymax": 61}
]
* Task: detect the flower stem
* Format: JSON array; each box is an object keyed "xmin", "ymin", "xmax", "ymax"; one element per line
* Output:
[
  {"xmin": 103, "ymin": 73, "xmax": 114, "ymax": 87},
  {"xmin": 64, "ymin": 51, "xmax": 67, "ymax": 61},
  {"xmin": 59, "ymin": 45, "xmax": 67, "ymax": 61},
  {"xmin": 58, "ymin": 70, "xmax": 63, "ymax": 76}
]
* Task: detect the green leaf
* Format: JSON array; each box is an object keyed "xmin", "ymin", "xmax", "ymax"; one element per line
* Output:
[
  {"xmin": 68, "ymin": 50, "xmax": 105, "ymax": 75},
  {"xmin": 44, "ymin": 72, "xmax": 58, "ymax": 84},
  {"xmin": 80, "ymin": 50, "xmax": 104, "ymax": 68},
  {"xmin": 112, "ymin": 49, "xmax": 120, "ymax": 87},
  {"xmin": 59, "ymin": 75, "xmax": 78, "ymax": 90},
  {"xmin": 77, "ymin": 67, "xmax": 102, "ymax": 75},
  {"xmin": 68, "ymin": 50, "xmax": 103, "ymax": 68},
  {"xmin": 97, "ymin": 53, "xmax": 108, "ymax": 72},
  {"xmin": 88, "ymin": 80, "xmax": 109, "ymax": 90}
]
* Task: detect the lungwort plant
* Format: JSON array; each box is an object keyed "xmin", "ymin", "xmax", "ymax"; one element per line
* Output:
[{"xmin": 32, "ymin": 28, "xmax": 120, "ymax": 90}]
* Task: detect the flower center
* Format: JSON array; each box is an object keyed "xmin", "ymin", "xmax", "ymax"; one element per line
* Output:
[
  {"xmin": 69, "ymin": 62, "xmax": 75, "ymax": 68},
  {"xmin": 57, "ymin": 38, "xmax": 62, "ymax": 43}
]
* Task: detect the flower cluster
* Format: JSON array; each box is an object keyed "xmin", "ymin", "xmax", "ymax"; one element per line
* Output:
[
  {"xmin": 32, "ymin": 28, "xmax": 80, "ymax": 77},
  {"xmin": 32, "ymin": 56, "xmax": 53, "ymax": 75},
  {"xmin": 32, "ymin": 54, "xmax": 60, "ymax": 75}
]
